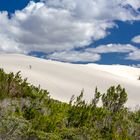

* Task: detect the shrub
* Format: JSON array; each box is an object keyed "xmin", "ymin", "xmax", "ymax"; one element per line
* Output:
[{"xmin": 0, "ymin": 69, "xmax": 139, "ymax": 139}]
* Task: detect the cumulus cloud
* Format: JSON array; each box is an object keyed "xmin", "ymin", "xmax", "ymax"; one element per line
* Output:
[
  {"xmin": 132, "ymin": 64, "xmax": 140, "ymax": 68},
  {"xmin": 126, "ymin": 50, "xmax": 140, "ymax": 60},
  {"xmin": 0, "ymin": 34, "xmax": 23, "ymax": 54},
  {"xmin": 0, "ymin": 0, "xmax": 140, "ymax": 62},
  {"xmin": 86, "ymin": 44, "xmax": 137, "ymax": 53},
  {"xmin": 0, "ymin": 1, "xmax": 114, "ymax": 54},
  {"xmin": 46, "ymin": 44, "xmax": 139, "ymax": 62},
  {"xmin": 124, "ymin": 0, "xmax": 140, "ymax": 10},
  {"xmin": 44, "ymin": 0, "xmax": 140, "ymax": 21},
  {"xmin": 132, "ymin": 35, "xmax": 140, "ymax": 44},
  {"xmin": 46, "ymin": 51, "xmax": 101, "ymax": 62},
  {"xmin": 86, "ymin": 44, "xmax": 140, "ymax": 61}
]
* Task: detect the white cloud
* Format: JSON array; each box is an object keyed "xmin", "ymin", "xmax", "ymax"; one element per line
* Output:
[
  {"xmin": 46, "ymin": 51, "xmax": 101, "ymax": 62},
  {"xmin": 132, "ymin": 35, "xmax": 140, "ymax": 44},
  {"xmin": 86, "ymin": 44, "xmax": 137, "ymax": 53},
  {"xmin": 0, "ymin": 0, "xmax": 140, "ymax": 62},
  {"xmin": 131, "ymin": 64, "xmax": 140, "ymax": 68},
  {"xmin": 47, "ymin": 44, "xmax": 140, "ymax": 62},
  {"xmin": 0, "ymin": 34, "xmax": 23, "ymax": 54},
  {"xmin": 86, "ymin": 43, "xmax": 140, "ymax": 61},
  {"xmin": 44, "ymin": 0, "xmax": 140, "ymax": 21},
  {"xmin": 124, "ymin": 0, "xmax": 140, "ymax": 10},
  {"xmin": 0, "ymin": 1, "xmax": 114, "ymax": 54},
  {"xmin": 126, "ymin": 50, "xmax": 140, "ymax": 60}
]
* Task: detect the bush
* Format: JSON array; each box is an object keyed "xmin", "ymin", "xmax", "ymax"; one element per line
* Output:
[{"xmin": 0, "ymin": 69, "xmax": 139, "ymax": 139}]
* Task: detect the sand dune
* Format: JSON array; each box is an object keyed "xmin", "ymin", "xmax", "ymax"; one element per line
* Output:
[{"xmin": 0, "ymin": 54, "xmax": 140, "ymax": 108}]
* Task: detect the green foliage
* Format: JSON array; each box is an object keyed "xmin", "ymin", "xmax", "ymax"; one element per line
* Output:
[
  {"xmin": 102, "ymin": 85, "xmax": 127, "ymax": 113},
  {"xmin": 0, "ymin": 68, "xmax": 139, "ymax": 140}
]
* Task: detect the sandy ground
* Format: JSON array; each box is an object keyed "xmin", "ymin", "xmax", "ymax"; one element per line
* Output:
[{"xmin": 0, "ymin": 54, "xmax": 140, "ymax": 108}]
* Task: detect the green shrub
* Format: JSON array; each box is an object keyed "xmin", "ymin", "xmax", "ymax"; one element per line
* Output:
[{"xmin": 0, "ymin": 69, "xmax": 139, "ymax": 139}]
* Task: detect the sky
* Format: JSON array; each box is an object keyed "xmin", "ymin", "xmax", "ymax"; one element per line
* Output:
[{"xmin": 0, "ymin": 0, "xmax": 140, "ymax": 65}]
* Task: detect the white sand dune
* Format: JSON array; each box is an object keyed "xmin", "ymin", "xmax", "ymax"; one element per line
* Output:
[{"xmin": 0, "ymin": 54, "xmax": 140, "ymax": 108}]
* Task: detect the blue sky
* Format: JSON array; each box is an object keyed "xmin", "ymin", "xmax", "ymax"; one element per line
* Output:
[
  {"xmin": 0, "ymin": 0, "xmax": 40, "ymax": 13},
  {"xmin": 91, "ymin": 21, "xmax": 140, "ymax": 65},
  {"xmin": 0, "ymin": 0, "xmax": 140, "ymax": 65}
]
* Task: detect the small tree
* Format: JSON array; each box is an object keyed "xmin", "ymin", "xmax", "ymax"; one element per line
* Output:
[
  {"xmin": 91, "ymin": 87, "xmax": 101, "ymax": 107},
  {"xmin": 102, "ymin": 85, "xmax": 127, "ymax": 113}
]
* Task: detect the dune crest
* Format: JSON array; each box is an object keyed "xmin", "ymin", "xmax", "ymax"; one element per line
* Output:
[{"xmin": 0, "ymin": 54, "xmax": 140, "ymax": 108}]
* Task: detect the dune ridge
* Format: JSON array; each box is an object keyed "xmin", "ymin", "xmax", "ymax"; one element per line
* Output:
[{"xmin": 0, "ymin": 54, "xmax": 140, "ymax": 108}]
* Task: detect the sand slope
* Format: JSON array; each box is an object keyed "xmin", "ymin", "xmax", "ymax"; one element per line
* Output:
[{"xmin": 0, "ymin": 54, "xmax": 140, "ymax": 108}]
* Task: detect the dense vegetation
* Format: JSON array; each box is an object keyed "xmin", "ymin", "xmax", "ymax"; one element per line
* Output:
[{"xmin": 0, "ymin": 69, "xmax": 140, "ymax": 140}]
